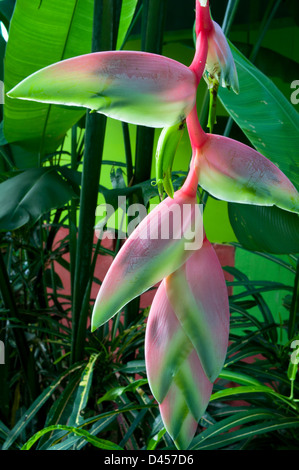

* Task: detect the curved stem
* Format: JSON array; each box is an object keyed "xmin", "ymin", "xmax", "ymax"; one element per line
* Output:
[
  {"xmin": 181, "ymin": 154, "xmax": 199, "ymax": 198},
  {"xmin": 71, "ymin": 0, "xmax": 114, "ymax": 363},
  {"xmin": 189, "ymin": 31, "xmax": 209, "ymax": 85},
  {"xmin": 186, "ymin": 105, "xmax": 208, "ymax": 149},
  {"xmin": 189, "ymin": 0, "xmax": 212, "ymax": 85},
  {"xmin": 195, "ymin": 0, "xmax": 213, "ymax": 36},
  {"xmin": 288, "ymin": 257, "xmax": 299, "ymax": 340}
]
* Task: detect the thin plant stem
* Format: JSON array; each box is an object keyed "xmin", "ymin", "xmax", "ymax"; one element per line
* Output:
[
  {"xmin": 124, "ymin": 0, "xmax": 168, "ymax": 328},
  {"xmin": 69, "ymin": 124, "xmax": 78, "ymax": 297},
  {"xmin": 221, "ymin": 0, "xmax": 240, "ymax": 35},
  {"xmin": 288, "ymin": 257, "xmax": 299, "ymax": 340},
  {"xmin": 122, "ymin": 123, "xmax": 133, "ymax": 186},
  {"xmin": 71, "ymin": 0, "xmax": 115, "ymax": 363},
  {"xmin": 133, "ymin": 0, "xmax": 167, "ymax": 185}
]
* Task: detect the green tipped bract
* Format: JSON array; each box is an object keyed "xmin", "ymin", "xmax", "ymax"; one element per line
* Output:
[{"xmin": 7, "ymin": 51, "xmax": 197, "ymax": 129}]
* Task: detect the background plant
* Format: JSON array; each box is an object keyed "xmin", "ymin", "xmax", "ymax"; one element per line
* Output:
[{"xmin": 0, "ymin": 0, "xmax": 298, "ymax": 450}]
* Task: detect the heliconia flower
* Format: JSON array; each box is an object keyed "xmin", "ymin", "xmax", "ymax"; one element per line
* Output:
[
  {"xmin": 186, "ymin": 106, "xmax": 299, "ymax": 214},
  {"xmin": 7, "ymin": 51, "xmax": 197, "ymax": 128},
  {"xmin": 91, "ymin": 165, "xmax": 203, "ymax": 332},
  {"xmin": 145, "ymin": 237, "xmax": 230, "ymax": 449}
]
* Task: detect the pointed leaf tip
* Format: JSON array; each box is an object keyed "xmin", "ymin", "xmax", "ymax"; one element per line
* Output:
[{"xmin": 145, "ymin": 277, "xmax": 213, "ymax": 449}]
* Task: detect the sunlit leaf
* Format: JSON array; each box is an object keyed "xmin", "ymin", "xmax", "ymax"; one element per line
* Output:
[
  {"xmin": 116, "ymin": 0, "xmax": 139, "ymax": 50},
  {"xmin": 3, "ymin": 0, "xmax": 94, "ymax": 160}
]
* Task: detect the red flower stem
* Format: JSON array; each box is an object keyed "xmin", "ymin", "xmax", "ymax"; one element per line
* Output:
[
  {"xmin": 195, "ymin": 0, "xmax": 213, "ymax": 36},
  {"xmin": 181, "ymin": 153, "xmax": 200, "ymax": 198},
  {"xmin": 186, "ymin": 105, "xmax": 207, "ymax": 149},
  {"xmin": 181, "ymin": 0, "xmax": 213, "ymax": 197},
  {"xmin": 189, "ymin": 31, "xmax": 208, "ymax": 85},
  {"xmin": 183, "ymin": 107, "xmax": 207, "ymax": 198},
  {"xmin": 189, "ymin": 0, "xmax": 212, "ymax": 83}
]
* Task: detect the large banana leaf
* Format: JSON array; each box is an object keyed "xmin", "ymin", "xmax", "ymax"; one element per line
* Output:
[
  {"xmin": 228, "ymin": 203, "xmax": 299, "ymax": 254},
  {"xmin": 3, "ymin": 0, "xmax": 94, "ymax": 166},
  {"xmin": 0, "ymin": 167, "xmax": 76, "ymax": 231}
]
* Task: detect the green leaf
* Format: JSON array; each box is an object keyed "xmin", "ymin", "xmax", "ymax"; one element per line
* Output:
[
  {"xmin": 43, "ymin": 374, "xmax": 81, "ymax": 427},
  {"xmin": 2, "ymin": 363, "xmax": 83, "ymax": 450},
  {"xmin": 68, "ymin": 353, "xmax": 99, "ymax": 427},
  {"xmin": 219, "ymin": 43, "xmax": 299, "ymax": 191},
  {"xmin": 97, "ymin": 379, "xmax": 148, "ymax": 405},
  {"xmin": 0, "ymin": 420, "xmax": 10, "ymax": 442},
  {"xmin": 146, "ymin": 427, "xmax": 167, "ymax": 450},
  {"xmin": 190, "ymin": 408, "xmax": 278, "ymax": 450},
  {"xmin": 219, "ymin": 369, "xmax": 262, "ymax": 387},
  {"xmin": 0, "ymin": 167, "xmax": 76, "ymax": 231},
  {"xmin": 235, "ymin": 44, "xmax": 299, "ymax": 93},
  {"xmin": 3, "ymin": 0, "xmax": 94, "ymax": 163},
  {"xmin": 116, "ymin": 0, "xmax": 139, "ymax": 50},
  {"xmin": 210, "ymin": 384, "xmax": 293, "ymax": 409},
  {"xmin": 228, "ymin": 203, "xmax": 299, "ymax": 254},
  {"xmin": 36, "ymin": 372, "xmax": 81, "ymax": 449},
  {"xmin": 193, "ymin": 417, "xmax": 299, "ymax": 450},
  {"xmin": 76, "ymin": 415, "xmax": 118, "ymax": 451},
  {"xmin": 21, "ymin": 424, "xmax": 124, "ymax": 451},
  {"xmin": 47, "ymin": 415, "xmax": 117, "ymax": 450},
  {"xmin": 116, "ymin": 360, "xmax": 146, "ymax": 375}
]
